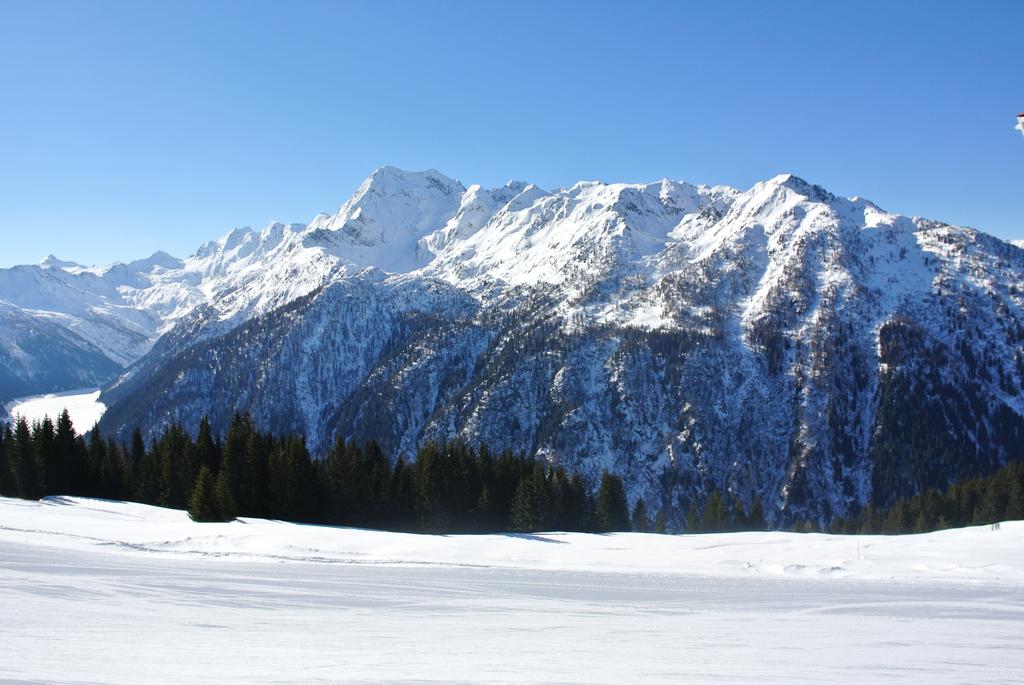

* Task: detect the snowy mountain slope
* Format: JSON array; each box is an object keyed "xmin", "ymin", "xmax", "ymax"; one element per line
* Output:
[
  {"xmin": 420, "ymin": 178, "xmax": 737, "ymax": 293},
  {"xmin": 0, "ymin": 168, "xmax": 468, "ymax": 403},
  {"xmin": 5, "ymin": 166, "xmax": 1024, "ymax": 526},
  {"xmin": 0, "ymin": 301, "xmax": 124, "ymax": 403},
  {"xmin": 307, "ymin": 166, "xmax": 466, "ymax": 272}
]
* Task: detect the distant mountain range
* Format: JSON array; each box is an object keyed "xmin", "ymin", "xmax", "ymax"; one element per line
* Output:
[{"xmin": 3, "ymin": 166, "xmax": 1022, "ymax": 526}]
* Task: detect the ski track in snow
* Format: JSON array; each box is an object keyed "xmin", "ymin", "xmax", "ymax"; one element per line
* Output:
[{"xmin": 1, "ymin": 496, "xmax": 1022, "ymax": 683}]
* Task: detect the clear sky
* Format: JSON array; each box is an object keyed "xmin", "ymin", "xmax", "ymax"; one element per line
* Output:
[{"xmin": 1, "ymin": 0, "xmax": 1022, "ymax": 267}]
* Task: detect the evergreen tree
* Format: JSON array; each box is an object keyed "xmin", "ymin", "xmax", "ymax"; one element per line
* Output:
[
  {"xmin": 511, "ymin": 475, "xmax": 547, "ymax": 532},
  {"xmin": 747, "ymin": 495, "xmax": 766, "ymax": 531},
  {"xmin": 1006, "ymin": 464, "xmax": 1024, "ymax": 521},
  {"xmin": 595, "ymin": 471, "xmax": 629, "ymax": 532},
  {"xmin": 188, "ymin": 465, "xmax": 222, "ymax": 522},
  {"xmin": 686, "ymin": 499, "xmax": 700, "ymax": 532},
  {"xmin": 702, "ymin": 490, "xmax": 725, "ymax": 532},
  {"xmin": 34, "ymin": 417, "xmax": 56, "ymax": 496},
  {"xmin": 974, "ymin": 473, "xmax": 1006, "ymax": 525},
  {"xmin": 134, "ymin": 437, "xmax": 161, "ymax": 505},
  {"xmin": 267, "ymin": 436, "xmax": 316, "ymax": 521},
  {"xmin": 414, "ymin": 442, "xmax": 454, "ymax": 532},
  {"xmin": 215, "ymin": 463, "xmax": 238, "ymax": 521},
  {"xmin": 857, "ymin": 504, "xmax": 877, "ymax": 534},
  {"xmin": 241, "ymin": 430, "xmax": 269, "ymax": 518},
  {"xmin": 881, "ymin": 500, "xmax": 908, "ymax": 534},
  {"xmin": 567, "ymin": 473, "xmax": 594, "ymax": 532},
  {"xmin": 154, "ymin": 423, "xmax": 193, "ymax": 508},
  {"xmin": 86, "ymin": 424, "xmax": 108, "ymax": 497},
  {"xmin": 0, "ymin": 423, "xmax": 11, "ymax": 497},
  {"xmin": 388, "ymin": 456, "xmax": 416, "ymax": 531},
  {"xmin": 11, "ymin": 417, "xmax": 41, "ymax": 499},
  {"xmin": 654, "ymin": 508, "xmax": 667, "ymax": 534},
  {"xmin": 476, "ymin": 485, "xmax": 494, "ymax": 531},
  {"xmin": 218, "ymin": 413, "xmax": 251, "ymax": 514},
  {"xmin": 54, "ymin": 410, "xmax": 84, "ymax": 493},
  {"xmin": 490, "ymin": 450, "xmax": 526, "ymax": 531},
  {"xmin": 103, "ymin": 440, "xmax": 133, "ymax": 500},
  {"xmin": 195, "ymin": 417, "xmax": 220, "ymax": 472},
  {"xmin": 129, "ymin": 428, "xmax": 147, "ymax": 468},
  {"xmin": 913, "ymin": 509, "xmax": 929, "ymax": 533},
  {"xmin": 631, "ymin": 498, "xmax": 649, "ymax": 533}
]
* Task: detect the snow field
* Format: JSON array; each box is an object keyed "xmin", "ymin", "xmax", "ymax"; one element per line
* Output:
[{"xmin": 1, "ymin": 496, "xmax": 1022, "ymax": 683}]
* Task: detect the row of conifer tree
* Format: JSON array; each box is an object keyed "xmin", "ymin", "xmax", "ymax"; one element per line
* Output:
[
  {"xmin": 1, "ymin": 410, "xmax": 1022, "ymax": 534},
  {"xmin": 0, "ymin": 412, "xmax": 643, "ymax": 533},
  {"xmin": 830, "ymin": 459, "xmax": 1024, "ymax": 534}
]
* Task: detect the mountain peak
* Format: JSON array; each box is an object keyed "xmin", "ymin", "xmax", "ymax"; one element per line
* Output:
[
  {"xmin": 762, "ymin": 173, "xmax": 836, "ymax": 203},
  {"xmin": 364, "ymin": 166, "xmax": 464, "ymax": 194},
  {"xmin": 39, "ymin": 255, "xmax": 82, "ymax": 270},
  {"xmin": 304, "ymin": 166, "xmax": 467, "ymax": 272},
  {"xmin": 124, "ymin": 250, "xmax": 183, "ymax": 273},
  {"xmin": 765, "ymin": 172, "xmax": 808, "ymax": 189}
]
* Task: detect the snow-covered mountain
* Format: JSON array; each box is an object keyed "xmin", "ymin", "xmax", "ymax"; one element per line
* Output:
[{"xmin": 4, "ymin": 167, "xmax": 1023, "ymax": 526}]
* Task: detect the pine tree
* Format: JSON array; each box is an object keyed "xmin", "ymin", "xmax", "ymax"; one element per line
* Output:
[
  {"xmin": 195, "ymin": 417, "xmax": 219, "ymax": 472},
  {"xmin": 595, "ymin": 471, "xmax": 629, "ymax": 532},
  {"xmin": 476, "ymin": 485, "xmax": 494, "ymax": 531},
  {"xmin": 33, "ymin": 417, "xmax": 56, "ymax": 496},
  {"xmin": 914, "ymin": 509, "xmax": 929, "ymax": 533},
  {"xmin": 686, "ymin": 500, "xmax": 700, "ymax": 532},
  {"xmin": 654, "ymin": 508, "xmax": 667, "ymax": 534},
  {"xmin": 129, "ymin": 428, "xmax": 146, "ymax": 467},
  {"xmin": 281, "ymin": 437, "xmax": 318, "ymax": 520},
  {"xmin": 510, "ymin": 477, "xmax": 543, "ymax": 532},
  {"xmin": 881, "ymin": 500, "xmax": 907, "ymax": 534},
  {"xmin": 215, "ymin": 463, "xmax": 237, "ymax": 521},
  {"xmin": 1006, "ymin": 464, "xmax": 1024, "ymax": 521},
  {"xmin": 702, "ymin": 490, "xmax": 725, "ymax": 532},
  {"xmin": 0, "ymin": 423, "xmax": 11, "ymax": 497},
  {"xmin": 134, "ymin": 437, "xmax": 161, "ymax": 505},
  {"xmin": 414, "ymin": 442, "xmax": 453, "ymax": 532},
  {"xmin": 241, "ymin": 430, "xmax": 269, "ymax": 518},
  {"xmin": 529, "ymin": 461, "xmax": 553, "ymax": 531},
  {"xmin": 218, "ymin": 413, "xmax": 250, "ymax": 514},
  {"xmin": 12, "ymin": 417, "xmax": 41, "ymax": 499},
  {"xmin": 388, "ymin": 456, "xmax": 416, "ymax": 531},
  {"xmin": 154, "ymin": 423, "xmax": 193, "ymax": 508},
  {"xmin": 189, "ymin": 465, "xmax": 222, "ymax": 522},
  {"xmin": 857, "ymin": 504, "xmax": 876, "ymax": 534},
  {"xmin": 631, "ymin": 498, "xmax": 648, "ymax": 533},
  {"xmin": 747, "ymin": 495, "xmax": 766, "ymax": 531},
  {"xmin": 54, "ymin": 410, "xmax": 84, "ymax": 494},
  {"xmin": 568, "ymin": 473, "xmax": 594, "ymax": 532},
  {"xmin": 86, "ymin": 425, "xmax": 108, "ymax": 497}
]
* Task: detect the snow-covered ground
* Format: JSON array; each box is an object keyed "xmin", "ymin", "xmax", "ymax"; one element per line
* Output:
[
  {"xmin": 1, "ymin": 496, "xmax": 1022, "ymax": 684},
  {"xmin": 3, "ymin": 388, "xmax": 106, "ymax": 430}
]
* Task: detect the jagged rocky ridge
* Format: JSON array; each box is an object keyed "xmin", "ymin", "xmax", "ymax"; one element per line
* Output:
[{"xmin": 4, "ymin": 167, "xmax": 1024, "ymax": 526}]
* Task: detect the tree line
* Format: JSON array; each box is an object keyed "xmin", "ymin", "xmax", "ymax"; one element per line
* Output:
[
  {"xmin": 831, "ymin": 459, "xmax": 1024, "ymax": 534},
  {"xmin": 0, "ymin": 412, "xmax": 641, "ymax": 534},
  {"xmin": 2, "ymin": 410, "xmax": 1023, "ymax": 535}
]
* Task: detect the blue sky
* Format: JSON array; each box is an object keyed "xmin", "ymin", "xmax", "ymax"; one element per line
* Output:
[{"xmin": 1, "ymin": 0, "xmax": 1021, "ymax": 267}]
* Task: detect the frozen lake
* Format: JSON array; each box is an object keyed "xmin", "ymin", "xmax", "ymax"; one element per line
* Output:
[
  {"xmin": 3, "ymin": 388, "xmax": 106, "ymax": 430},
  {"xmin": 1, "ymin": 497, "xmax": 1022, "ymax": 683}
]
